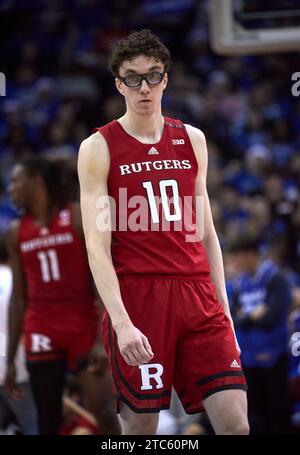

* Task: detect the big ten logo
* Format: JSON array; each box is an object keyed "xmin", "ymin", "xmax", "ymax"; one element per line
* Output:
[
  {"xmin": 0, "ymin": 331, "xmax": 6, "ymax": 357},
  {"xmin": 0, "ymin": 73, "xmax": 5, "ymax": 96},
  {"xmin": 291, "ymin": 72, "xmax": 300, "ymax": 97},
  {"xmin": 291, "ymin": 332, "xmax": 300, "ymax": 357}
]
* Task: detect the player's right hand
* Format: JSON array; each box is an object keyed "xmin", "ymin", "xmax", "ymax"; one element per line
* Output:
[
  {"xmin": 115, "ymin": 323, "xmax": 154, "ymax": 366},
  {"xmin": 4, "ymin": 364, "xmax": 23, "ymax": 400}
]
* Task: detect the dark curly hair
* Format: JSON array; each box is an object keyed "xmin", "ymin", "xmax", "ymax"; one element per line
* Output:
[
  {"xmin": 20, "ymin": 157, "xmax": 71, "ymax": 209},
  {"xmin": 108, "ymin": 29, "xmax": 171, "ymax": 77}
]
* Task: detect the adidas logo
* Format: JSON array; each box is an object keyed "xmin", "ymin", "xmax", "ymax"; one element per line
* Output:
[
  {"xmin": 230, "ymin": 359, "xmax": 241, "ymax": 368},
  {"xmin": 148, "ymin": 147, "xmax": 159, "ymax": 155}
]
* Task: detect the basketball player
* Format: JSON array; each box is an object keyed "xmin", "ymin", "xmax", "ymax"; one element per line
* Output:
[
  {"xmin": 0, "ymin": 235, "xmax": 38, "ymax": 434},
  {"xmin": 5, "ymin": 157, "xmax": 119, "ymax": 435},
  {"xmin": 78, "ymin": 29, "xmax": 249, "ymax": 435}
]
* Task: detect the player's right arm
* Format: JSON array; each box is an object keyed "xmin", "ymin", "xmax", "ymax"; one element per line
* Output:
[
  {"xmin": 78, "ymin": 132, "xmax": 153, "ymax": 367},
  {"xmin": 5, "ymin": 220, "xmax": 27, "ymax": 399}
]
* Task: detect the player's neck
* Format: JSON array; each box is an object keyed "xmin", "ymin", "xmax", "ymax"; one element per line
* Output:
[
  {"xmin": 119, "ymin": 110, "xmax": 164, "ymax": 143},
  {"xmin": 29, "ymin": 197, "xmax": 56, "ymax": 227}
]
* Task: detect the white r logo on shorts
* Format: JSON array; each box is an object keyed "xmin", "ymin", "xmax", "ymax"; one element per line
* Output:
[
  {"xmin": 31, "ymin": 334, "xmax": 52, "ymax": 352},
  {"xmin": 139, "ymin": 363, "xmax": 164, "ymax": 390}
]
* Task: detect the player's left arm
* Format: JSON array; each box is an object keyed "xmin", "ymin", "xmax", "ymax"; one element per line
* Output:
[
  {"xmin": 71, "ymin": 202, "xmax": 107, "ymax": 374},
  {"xmin": 186, "ymin": 124, "xmax": 240, "ymax": 354}
]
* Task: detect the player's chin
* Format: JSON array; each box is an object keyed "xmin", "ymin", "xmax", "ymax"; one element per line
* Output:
[{"xmin": 137, "ymin": 101, "xmax": 154, "ymax": 111}]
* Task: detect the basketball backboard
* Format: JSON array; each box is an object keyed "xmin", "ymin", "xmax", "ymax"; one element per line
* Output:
[{"xmin": 210, "ymin": 0, "xmax": 300, "ymax": 55}]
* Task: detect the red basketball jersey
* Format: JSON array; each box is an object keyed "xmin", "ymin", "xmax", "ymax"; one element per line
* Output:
[
  {"xmin": 95, "ymin": 117, "xmax": 210, "ymax": 278},
  {"xmin": 19, "ymin": 206, "xmax": 97, "ymax": 316}
]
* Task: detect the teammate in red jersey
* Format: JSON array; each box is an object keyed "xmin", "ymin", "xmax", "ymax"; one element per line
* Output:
[
  {"xmin": 5, "ymin": 157, "xmax": 119, "ymax": 435},
  {"xmin": 78, "ymin": 29, "xmax": 249, "ymax": 435}
]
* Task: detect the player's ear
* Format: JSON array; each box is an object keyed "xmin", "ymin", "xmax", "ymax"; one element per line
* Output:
[
  {"xmin": 115, "ymin": 78, "xmax": 125, "ymax": 96},
  {"xmin": 163, "ymin": 73, "xmax": 168, "ymax": 90}
]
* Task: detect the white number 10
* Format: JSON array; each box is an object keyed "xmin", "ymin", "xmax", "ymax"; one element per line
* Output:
[{"xmin": 142, "ymin": 179, "xmax": 181, "ymax": 223}]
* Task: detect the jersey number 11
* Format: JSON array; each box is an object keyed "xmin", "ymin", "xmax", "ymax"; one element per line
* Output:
[{"xmin": 37, "ymin": 249, "xmax": 61, "ymax": 282}]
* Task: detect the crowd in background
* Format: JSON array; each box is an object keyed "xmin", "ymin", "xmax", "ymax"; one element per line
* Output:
[{"xmin": 0, "ymin": 0, "xmax": 300, "ymax": 434}]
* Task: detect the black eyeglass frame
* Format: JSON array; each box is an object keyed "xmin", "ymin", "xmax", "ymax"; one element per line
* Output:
[{"xmin": 118, "ymin": 71, "xmax": 166, "ymax": 88}]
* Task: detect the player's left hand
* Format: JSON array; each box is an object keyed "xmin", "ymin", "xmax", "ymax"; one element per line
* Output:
[
  {"xmin": 5, "ymin": 364, "xmax": 24, "ymax": 400},
  {"xmin": 88, "ymin": 342, "xmax": 108, "ymax": 375}
]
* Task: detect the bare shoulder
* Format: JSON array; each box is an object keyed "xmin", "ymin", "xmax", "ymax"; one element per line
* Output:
[
  {"xmin": 184, "ymin": 124, "xmax": 206, "ymax": 143},
  {"xmin": 80, "ymin": 131, "xmax": 108, "ymax": 151},
  {"xmin": 184, "ymin": 124, "xmax": 208, "ymax": 168},
  {"xmin": 78, "ymin": 131, "xmax": 110, "ymax": 179}
]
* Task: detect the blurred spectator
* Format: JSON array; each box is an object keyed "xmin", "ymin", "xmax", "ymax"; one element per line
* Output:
[
  {"xmin": 230, "ymin": 235, "xmax": 291, "ymax": 434},
  {"xmin": 59, "ymin": 379, "xmax": 100, "ymax": 435},
  {"xmin": 0, "ymin": 178, "xmax": 18, "ymax": 235},
  {"xmin": 42, "ymin": 121, "xmax": 76, "ymax": 158}
]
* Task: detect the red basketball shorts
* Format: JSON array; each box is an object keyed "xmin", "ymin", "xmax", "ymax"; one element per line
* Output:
[
  {"xmin": 24, "ymin": 306, "xmax": 99, "ymax": 372},
  {"xmin": 102, "ymin": 275, "xmax": 247, "ymax": 414}
]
